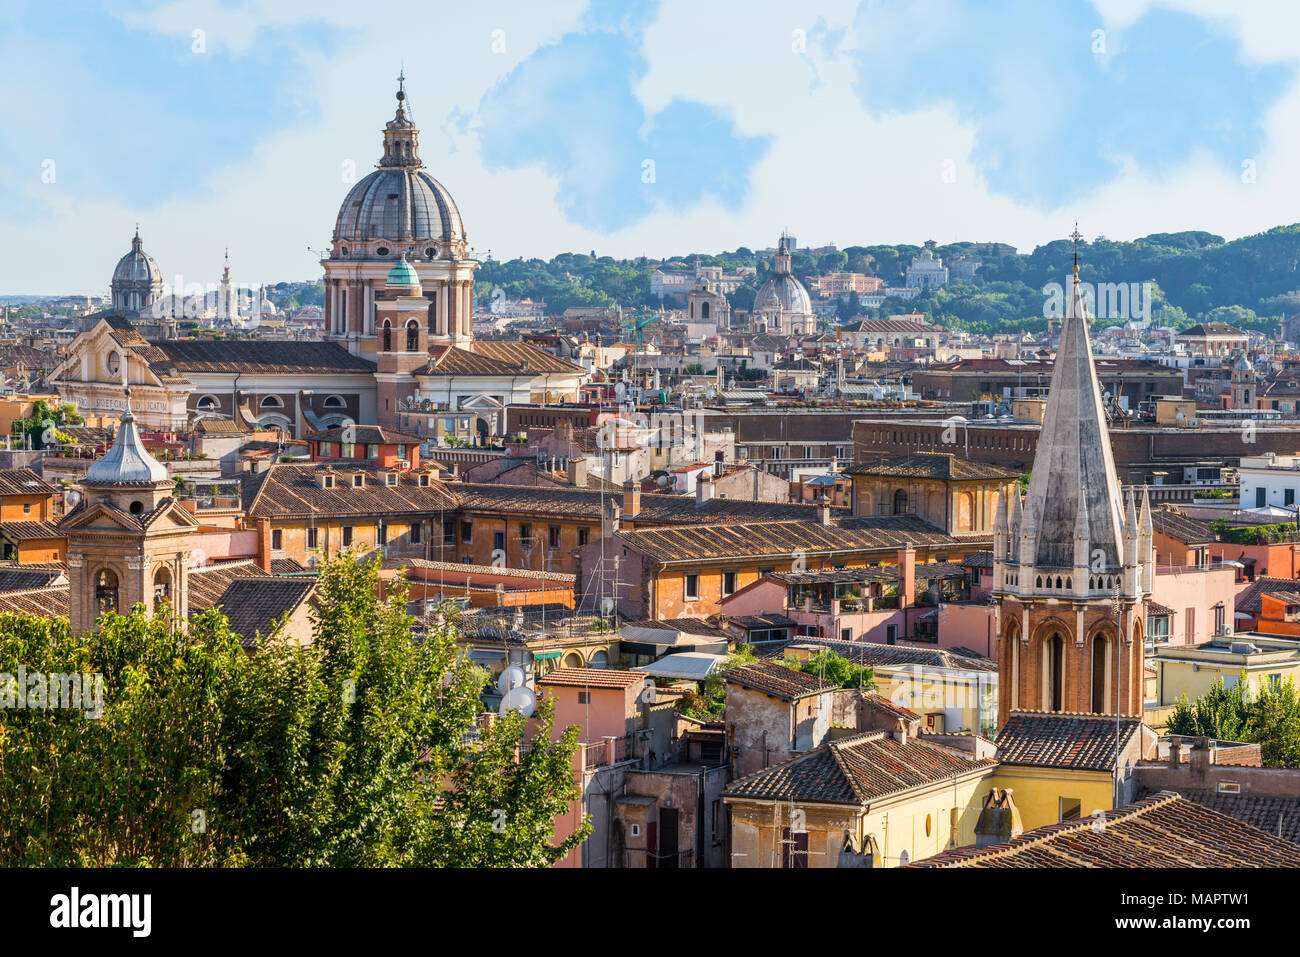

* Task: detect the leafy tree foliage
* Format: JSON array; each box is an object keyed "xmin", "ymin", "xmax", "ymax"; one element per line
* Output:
[
  {"xmin": 780, "ymin": 650, "xmax": 875, "ymax": 690},
  {"xmin": 0, "ymin": 551, "xmax": 587, "ymax": 866},
  {"xmin": 1166, "ymin": 675, "xmax": 1300, "ymax": 768}
]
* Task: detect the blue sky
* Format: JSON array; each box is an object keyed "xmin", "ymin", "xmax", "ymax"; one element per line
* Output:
[{"xmin": 2, "ymin": 0, "xmax": 1299, "ymax": 293}]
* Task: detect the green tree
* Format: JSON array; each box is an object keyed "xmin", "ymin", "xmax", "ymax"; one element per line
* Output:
[
  {"xmin": 0, "ymin": 551, "xmax": 588, "ymax": 866},
  {"xmin": 781, "ymin": 649, "xmax": 875, "ymax": 690}
]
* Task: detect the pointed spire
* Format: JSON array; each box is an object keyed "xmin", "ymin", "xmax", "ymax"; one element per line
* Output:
[
  {"xmin": 1019, "ymin": 233, "xmax": 1125, "ymax": 572},
  {"xmin": 1139, "ymin": 485, "xmax": 1153, "ymax": 536}
]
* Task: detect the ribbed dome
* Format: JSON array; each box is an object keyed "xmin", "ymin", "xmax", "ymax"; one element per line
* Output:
[
  {"xmin": 754, "ymin": 273, "xmax": 812, "ymax": 317},
  {"xmin": 86, "ymin": 409, "xmax": 169, "ymax": 485},
  {"xmin": 334, "ymin": 167, "xmax": 465, "ymax": 246},
  {"xmin": 112, "ymin": 231, "xmax": 163, "ymax": 285}
]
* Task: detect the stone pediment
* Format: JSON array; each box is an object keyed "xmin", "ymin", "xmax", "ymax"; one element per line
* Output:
[{"xmin": 59, "ymin": 498, "xmax": 198, "ymax": 534}]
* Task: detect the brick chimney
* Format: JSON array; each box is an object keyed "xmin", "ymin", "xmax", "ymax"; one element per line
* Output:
[
  {"xmin": 623, "ymin": 480, "xmax": 640, "ymax": 519},
  {"xmin": 256, "ymin": 517, "xmax": 273, "ymax": 572},
  {"xmin": 696, "ymin": 472, "xmax": 714, "ymax": 505},
  {"xmin": 898, "ymin": 544, "xmax": 916, "ymax": 610}
]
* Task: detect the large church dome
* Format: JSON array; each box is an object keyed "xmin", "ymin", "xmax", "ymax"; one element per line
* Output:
[
  {"xmin": 330, "ymin": 76, "xmax": 466, "ymax": 259},
  {"xmin": 111, "ymin": 228, "xmax": 164, "ymax": 315},
  {"xmin": 754, "ymin": 272, "xmax": 812, "ymax": 317}
]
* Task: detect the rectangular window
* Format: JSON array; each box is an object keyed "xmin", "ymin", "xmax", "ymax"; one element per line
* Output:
[
  {"xmin": 1257, "ymin": 487, "xmax": 1266, "ymax": 508},
  {"xmin": 352, "ymin": 474, "xmax": 364, "ymax": 487},
  {"xmin": 271, "ymin": 529, "xmax": 282, "ymax": 550},
  {"xmin": 461, "ymin": 520, "xmax": 473, "ymax": 544},
  {"xmin": 578, "ymin": 527, "xmax": 589, "ymax": 547},
  {"xmin": 366, "ymin": 444, "xmax": 379, "ymax": 460},
  {"xmin": 549, "ymin": 526, "xmax": 561, "ymax": 549},
  {"xmin": 1287, "ymin": 489, "xmax": 1296, "ymax": 506},
  {"xmin": 840, "ymin": 627, "xmax": 852, "ymax": 642},
  {"xmin": 342, "ymin": 526, "xmax": 353, "ymax": 547},
  {"xmin": 409, "ymin": 522, "xmax": 422, "ymax": 544},
  {"xmin": 493, "ymin": 530, "xmax": 505, "ymax": 555},
  {"xmin": 519, "ymin": 523, "xmax": 533, "ymax": 548},
  {"xmin": 443, "ymin": 518, "xmax": 456, "ymax": 546},
  {"xmin": 319, "ymin": 442, "xmax": 333, "ymax": 458},
  {"xmin": 684, "ymin": 574, "xmax": 700, "ymax": 601},
  {"xmin": 342, "ymin": 443, "xmax": 356, "ymax": 458},
  {"xmin": 385, "ymin": 472, "xmax": 398, "ymax": 486},
  {"xmin": 1214, "ymin": 603, "xmax": 1226, "ymax": 635},
  {"xmin": 781, "ymin": 828, "xmax": 808, "ymax": 869},
  {"xmin": 577, "ymin": 691, "xmax": 590, "ymax": 704},
  {"xmin": 376, "ymin": 522, "xmax": 388, "ymax": 545},
  {"xmin": 307, "ymin": 527, "xmax": 318, "ymax": 549},
  {"xmin": 1059, "ymin": 798, "xmax": 1081, "ymax": 822},
  {"xmin": 886, "ymin": 624, "xmax": 898, "ymax": 645},
  {"xmin": 722, "ymin": 571, "xmax": 737, "ymax": 596}
]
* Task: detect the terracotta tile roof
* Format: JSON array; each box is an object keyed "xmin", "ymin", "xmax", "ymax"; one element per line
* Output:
[
  {"xmin": 1150, "ymin": 507, "xmax": 1216, "ymax": 544},
  {"xmin": 212, "ymin": 576, "xmax": 316, "ymax": 648},
  {"xmin": 0, "ymin": 565, "xmax": 66, "ymax": 591},
  {"xmin": 155, "ymin": 340, "xmax": 375, "ymax": 375},
  {"xmin": 0, "ymin": 584, "xmax": 69, "ymax": 617},
  {"xmin": 844, "ymin": 453, "xmax": 1021, "ymax": 481},
  {"xmin": 0, "ymin": 468, "xmax": 57, "ymax": 497},
  {"xmin": 187, "ymin": 560, "xmax": 273, "ymax": 613},
  {"xmin": 755, "ymin": 638, "xmax": 998, "ymax": 673},
  {"xmin": 1167, "ymin": 789, "xmax": 1300, "ymax": 844},
  {"xmin": 962, "ymin": 550, "xmax": 994, "ymax": 569},
  {"xmin": 1235, "ymin": 577, "xmax": 1300, "ymax": 616},
  {"xmin": 307, "ymin": 425, "xmax": 423, "ymax": 445},
  {"xmin": 995, "ymin": 710, "xmax": 1142, "ymax": 771},
  {"xmin": 403, "ymin": 558, "xmax": 574, "ymax": 584},
  {"xmin": 535, "ymin": 667, "xmax": 647, "ymax": 690},
  {"xmin": 193, "ymin": 418, "xmax": 245, "ymax": 435},
  {"xmin": 472, "ymin": 340, "xmax": 586, "ymax": 375},
  {"xmin": 914, "ymin": 791, "xmax": 1300, "ymax": 867},
  {"xmin": 455, "ymin": 482, "xmax": 833, "ymax": 525},
  {"xmin": 862, "ymin": 692, "xmax": 922, "ymax": 722},
  {"xmin": 0, "ymin": 520, "xmax": 63, "ymax": 541},
  {"xmin": 617, "ymin": 515, "xmax": 957, "ymax": 564},
  {"xmin": 724, "ymin": 662, "xmax": 837, "ymax": 701},
  {"xmin": 724, "ymin": 730, "xmax": 994, "ymax": 805},
  {"xmin": 242, "ymin": 462, "xmax": 461, "ymax": 519}
]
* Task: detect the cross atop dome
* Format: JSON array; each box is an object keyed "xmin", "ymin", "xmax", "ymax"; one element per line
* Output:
[{"xmin": 1070, "ymin": 222, "xmax": 1083, "ymax": 276}]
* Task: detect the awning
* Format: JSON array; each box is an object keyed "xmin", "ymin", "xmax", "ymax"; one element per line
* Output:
[{"xmin": 631, "ymin": 652, "xmax": 726, "ymax": 681}]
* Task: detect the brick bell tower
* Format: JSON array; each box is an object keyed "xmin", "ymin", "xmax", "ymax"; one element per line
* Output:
[
  {"xmin": 60, "ymin": 392, "xmax": 198, "ymax": 634},
  {"xmin": 375, "ymin": 253, "xmax": 431, "ymax": 426},
  {"xmin": 992, "ymin": 247, "xmax": 1153, "ymax": 727}
]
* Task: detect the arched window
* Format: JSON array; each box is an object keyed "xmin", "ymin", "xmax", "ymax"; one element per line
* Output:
[
  {"xmin": 153, "ymin": 567, "xmax": 172, "ymax": 610},
  {"xmin": 381, "ymin": 320, "xmax": 392, "ymax": 352},
  {"xmin": 892, "ymin": 488, "xmax": 909, "ymax": 515},
  {"xmin": 1092, "ymin": 634, "xmax": 1110, "ymax": 714},
  {"xmin": 406, "ymin": 320, "xmax": 420, "ymax": 352},
  {"xmin": 323, "ymin": 394, "xmax": 346, "ymax": 409},
  {"xmin": 701, "ymin": 301, "xmax": 710, "ymax": 320},
  {"xmin": 260, "ymin": 395, "xmax": 284, "ymax": 409},
  {"xmin": 1045, "ymin": 634, "xmax": 1064, "ymax": 712},
  {"xmin": 588, "ymin": 650, "xmax": 609, "ymax": 670},
  {"xmin": 95, "ymin": 569, "xmax": 119, "ymax": 617},
  {"xmin": 196, "ymin": 394, "xmax": 219, "ymax": 412}
]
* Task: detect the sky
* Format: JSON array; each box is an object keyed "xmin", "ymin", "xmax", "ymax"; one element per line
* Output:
[{"xmin": 3, "ymin": 0, "xmax": 1300, "ymax": 294}]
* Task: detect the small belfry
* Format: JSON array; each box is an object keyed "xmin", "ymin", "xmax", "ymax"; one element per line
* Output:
[
  {"xmin": 992, "ymin": 238, "xmax": 1154, "ymax": 725},
  {"xmin": 59, "ymin": 388, "xmax": 199, "ymax": 634}
]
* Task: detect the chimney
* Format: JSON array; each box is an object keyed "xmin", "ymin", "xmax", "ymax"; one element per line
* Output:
[
  {"xmin": 817, "ymin": 493, "xmax": 832, "ymax": 526},
  {"xmin": 496, "ymin": 583, "xmax": 507, "ymax": 607},
  {"xmin": 898, "ymin": 544, "xmax": 916, "ymax": 610},
  {"xmin": 696, "ymin": 472, "xmax": 714, "ymax": 505},
  {"xmin": 568, "ymin": 456, "xmax": 588, "ymax": 488},
  {"xmin": 1190, "ymin": 736, "xmax": 1212, "ymax": 782},
  {"xmin": 1168, "ymin": 736, "xmax": 1182, "ymax": 767},
  {"xmin": 974, "ymin": 788, "xmax": 1023, "ymax": 849},
  {"xmin": 623, "ymin": 480, "xmax": 640, "ymax": 519},
  {"xmin": 609, "ymin": 498, "xmax": 621, "ymax": 533},
  {"xmin": 255, "ymin": 517, "xmax": 273, "ymax": 572}
]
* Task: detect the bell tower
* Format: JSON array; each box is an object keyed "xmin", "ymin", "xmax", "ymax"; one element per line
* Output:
[
  {"xmin": 376, "ymin": 254, "xmax": 431, "ymax": 427},
  {"xmin": 60, "ymin": 391, "xmax": 198, "ymax": 634},
  {"xmin": 993, "ymin": 238, "xmax": 1153, "ymax": 726}
]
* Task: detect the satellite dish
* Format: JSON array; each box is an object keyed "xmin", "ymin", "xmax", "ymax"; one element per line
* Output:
[
  {"xmin": 499, "ymin": 685, "xmax": 535, "ymax": 717},
  {"xmin": 495, "ymin": 665, "xmax": 526, "ymax": 696}
]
